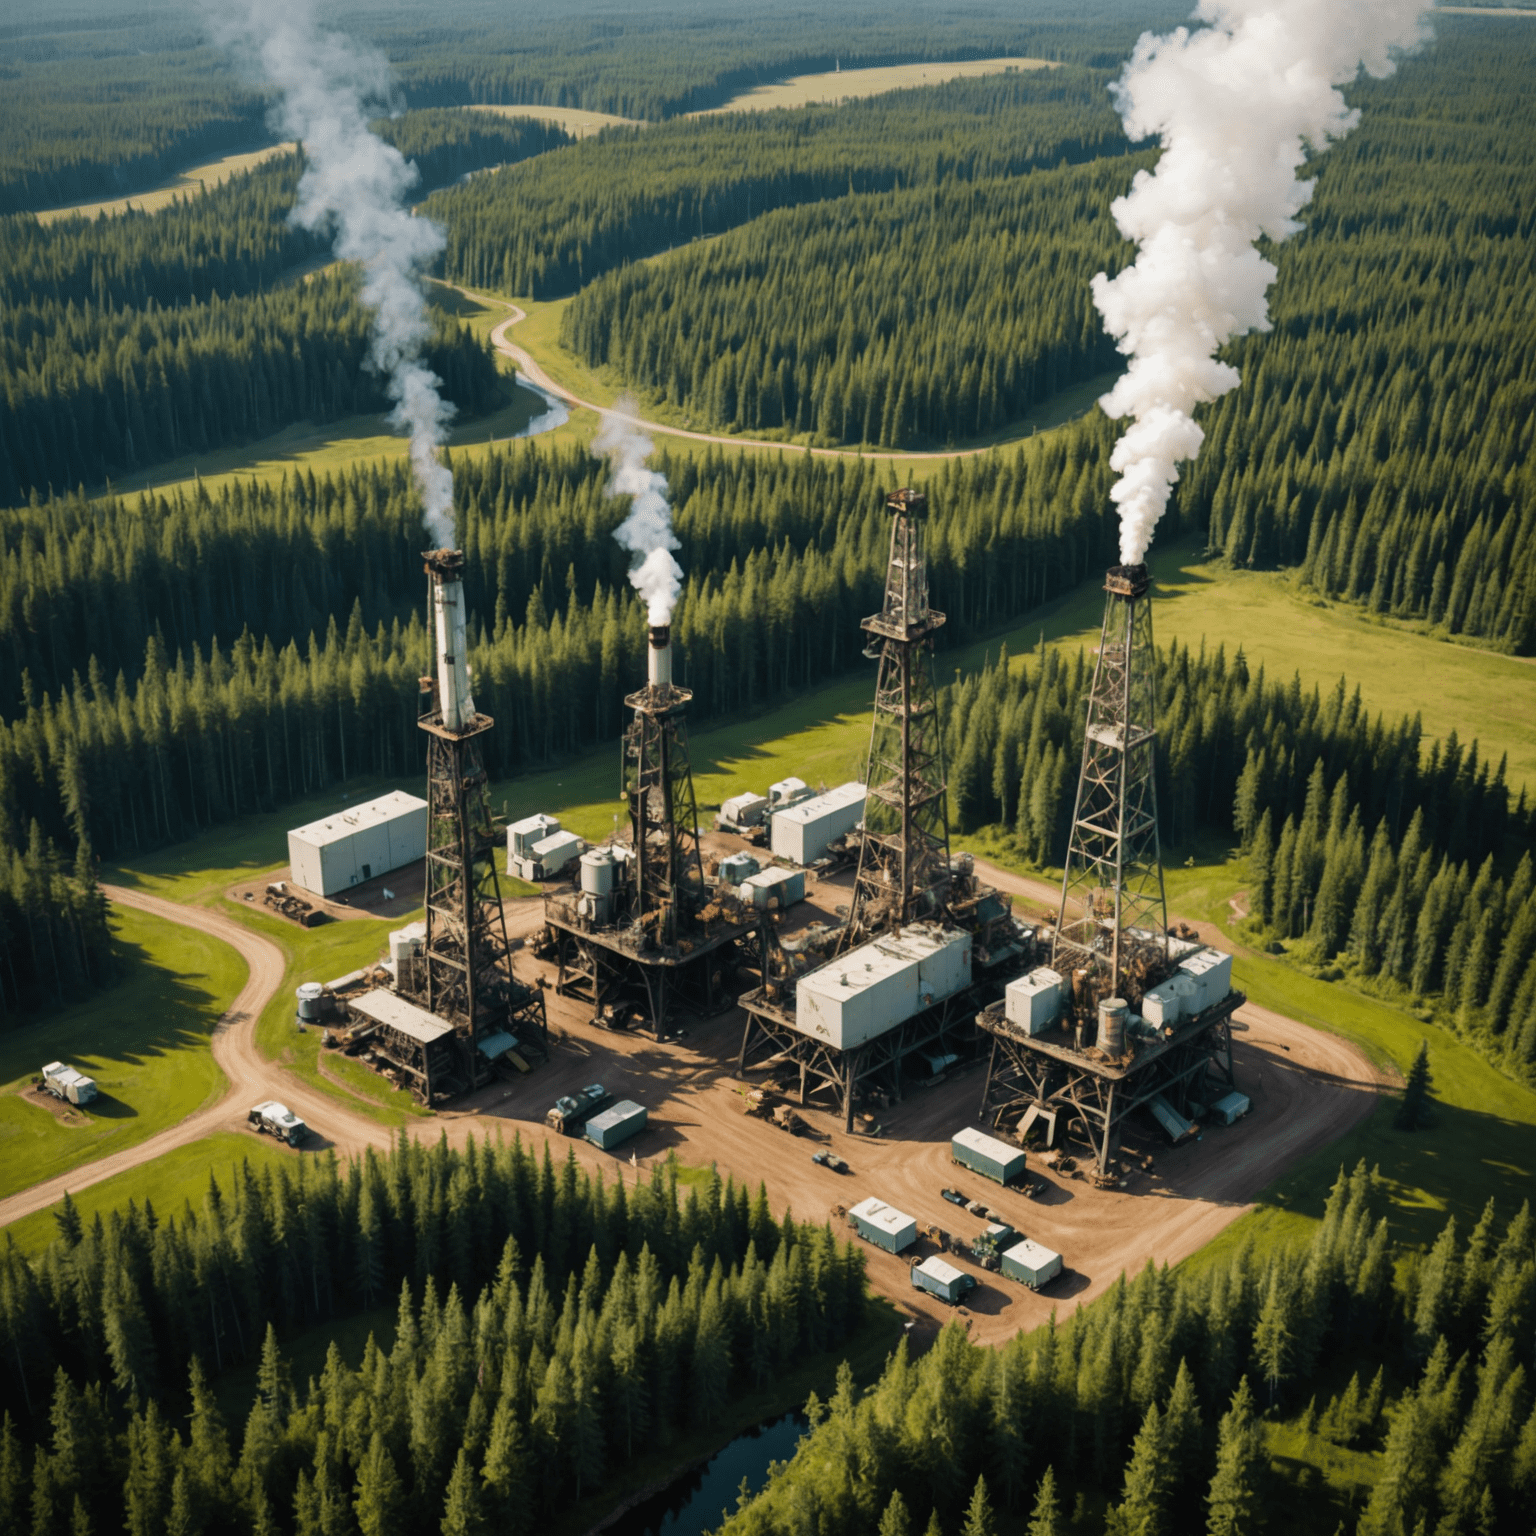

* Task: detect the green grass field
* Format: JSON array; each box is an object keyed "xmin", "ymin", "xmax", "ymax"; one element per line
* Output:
[
  {"xmin": 0, "ymin": 1131, "xmax": 292, "ymax": 1255},
  {"xmin": 0, "ymin": 908, "xmax": 240, "ymax": 1200},
  {"xmin": 698, "ymin": 56, "xmax": 1059, "ymax": 114}
]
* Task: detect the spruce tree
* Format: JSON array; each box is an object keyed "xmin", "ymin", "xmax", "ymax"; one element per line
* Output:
[
  {"xmin": 1395, "ymin": 1041, "xmax": 1434, "ymax": 1131},
  {"xmin": 1026, "ymin": 1468, "xmax": 1063, "ymax": 1536},
  {"xmin": 879, "ymin": 1489, "xmax": 913, "ymax": 1536},
  {"xmin": 1206, "ymin": 1378, "xmax": 1262, "ymax": 1536},
  {"xmin": 440, "ymin": 1449, "xmax": 486, "ymax": 1536},
  {"xmin": 961, "ymin": 1475, "xmax": 997, "ymax": 1536},
  {"xmin": 352, "ymin": 1434, "xmax": 405, "ymax": 1536}
]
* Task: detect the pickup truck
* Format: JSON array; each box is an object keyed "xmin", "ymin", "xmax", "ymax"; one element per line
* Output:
[
  {"xmin": 545, "ymin": 1083, "xmax": 612, "ymax": 1135},
  {"xmin": 248, "ymin": 1101, "xmax": 308, "ymax": 1146}
]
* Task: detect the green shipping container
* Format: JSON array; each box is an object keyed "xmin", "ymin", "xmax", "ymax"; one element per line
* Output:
[
  {"xmin": 951, "ymin": 1126, "xmax": 1027, "ymax": 1186},
  {"xmin": 585, "ymin": 1100, "xmax": 647, "ymax": 1150}
]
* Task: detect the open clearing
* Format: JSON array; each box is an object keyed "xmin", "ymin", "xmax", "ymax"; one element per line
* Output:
[
  {"xmin": 33, "ymin": 142, "xmax": 297, "ymax": 225},
  {"xmin": 699, "ymin": 57, "xmax": 1059, "ymax": 115},
  {"xmin": 465, "ymin": 104, "xmax": 643, "ymax": 136},
  {"xmin": 0, "ymin": 908, "xmax": 238, "ymax": 1199}
]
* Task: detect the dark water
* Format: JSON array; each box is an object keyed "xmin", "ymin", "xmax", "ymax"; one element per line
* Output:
[{"xmin": 603, "ymin": 1411, "xmax": 809, "ymax": 1536}]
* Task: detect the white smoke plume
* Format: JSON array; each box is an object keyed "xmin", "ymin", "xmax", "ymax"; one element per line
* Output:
[
  {"xmin": 1091, "ymin": 0, "xmax": 1429, "ymax": 566},
  {"xmin": 213, "ymin": 0, "xmax": 457, "ymax": 546},
  {"xmin": 595, "ymin": 400, "xmax": 684, "ymax": 626}
]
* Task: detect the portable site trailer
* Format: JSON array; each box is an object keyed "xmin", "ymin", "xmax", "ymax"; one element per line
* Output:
[
  {"xmin": 585, "ymin": 1100, "xmax": 648, "ymax": 1150},
  {"xmin": 951, "ymin": 1126, "xmax": 1027, "ymax": 1186},
  {"xmin": 910, "ymin": 1256, "xmax": 976, "ymax": 1305},
  {"xmin": 771, "ymin": 781, "xmax": 866, "ymax": 865},
  {"xmin": 1209, "ymin": 1090, "xmax": 1251, "ymax": 1125},
  {"xmin": 848, "ymin": 1196, "xmax": 918, "ymax": 1254},
  {"xmin": 1000, "ymin": 1238, "xmax": 1062, "ymax": 1290},
  {"xmin": 508, "ymin": 814, "xmax": 560, "ymax": 862},
  {"xmin": 741, "ymin": 866, "xmax": 805, "ymax": 910},
  {"xmin": 718, "ymin": 792, "xmax": 770, "ymax": 832},
  {"xmin": 41, "ymin": 1061, "xmax": 97, "ymax": 1105}
]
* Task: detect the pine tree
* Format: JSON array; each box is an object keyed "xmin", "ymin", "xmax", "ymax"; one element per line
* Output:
[
  {"xmin": 352, "ymin": 1434, "xmax": 405, "ymax": 1536},
  {"xmin": 961, "ymin": 1475, "xmax": 997, "ymax": 1536},
  {"xmin": 1395, "ymin": 1041, "xmax": 1434, "ymax": 1130},
  {"xmin": 1107, "ymin": 1402, "xmax": 1173, "ymax": 1536},
  {"xmin": 879, "ymin": 1489, "xmax": 914, "ymax": 1536},
  {"xmin": 1206, "ymin": 1378, "xmax": 1262, "ymax": 1536},
  {"xmin": 1026, "ymin": 1468, "xmax": 1063, "ymax": 1536},
  {"xmin": 440, "ymin": 1449, "xmax": 486, "ymax": 1536}
]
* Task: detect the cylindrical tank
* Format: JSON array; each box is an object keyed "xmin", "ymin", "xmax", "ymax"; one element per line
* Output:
[
  {"xmin": 296, "ymin": 982, "xmax": 324, "ymax": 1023},
  {"xmin": 580, "ymin": 848, "xmax": 615, "ymax": 896},
  {"xmin": 648, "ymin": 624, "xmax": 672, "ymax": 688},
  {"xmin": 428, "ymin": 552, "xmax": 477, "ymax": 731},
  {"xmin": 1096, "ymin": 997, "xmax": 1128, "ymax": 1055}
]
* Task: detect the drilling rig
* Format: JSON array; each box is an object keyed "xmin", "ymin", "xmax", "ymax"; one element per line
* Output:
[{"xmin": 975, "ymin": 563, "xmax": 1242, "ymax": 1184}]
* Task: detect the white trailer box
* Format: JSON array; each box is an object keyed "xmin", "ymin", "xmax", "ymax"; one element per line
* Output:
[
  {"xmin": 288, "ymin": 790, "xmax": 429, "ymax": 897},
  {"xmin": 741, "ymin": 866, "xmax": 806, "ymax": 910},
  {"xmin": 719, "ymin": 792, "xmax": 770, "ymax": 830},
  {"xmin": 794, "ymin": 938, "xmax": 920, "ymax": 1049},
  {"xmin": 1000, "ymin": 1238, "xmax": 1062, "ymax": 1289},
  {"xmin": 880, "ymin": 922, "xmax": 971, "ymax": 1008},
  {"xmin": 532, "ymin": 830, "xmax": 583, "ymax": 876},
  {"xmin": 42, "ymin": 1061, "xmax": 97, "ymax": 1105},
  {"xmin": 1140, "ymin": 979, "xmax": 1183, "ymax": 1028},
  {"xmin": 771, "ymin": 781, "xmax": 866, "ymax": 865},
  {"xmin": 1177, "ymin": 949, "xmax": 1233, "ymax": 1013},
  {"xmin": 508, "ymin": 813, "xmax": 560, "ymax": 861},
  {"xmin": 848, "ymin": 1196, "xmax": 918, "ymax": 1254},
  {"xmin": 1005, "ymin": 967, "xmax": 1063, "ymax": 1035}
]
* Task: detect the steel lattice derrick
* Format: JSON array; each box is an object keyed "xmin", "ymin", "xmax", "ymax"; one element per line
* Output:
[
  {"xmin": 849, "ymin": 488, "xmax": 952, "ymax": 941},
  {"xmin": 1053, "ymin": 564, "xmax": 1169, "ymax": 1008}
]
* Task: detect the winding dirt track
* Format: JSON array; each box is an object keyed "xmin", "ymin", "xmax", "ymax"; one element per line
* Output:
[
  {"xmin": 0, "ymin": 887, "xmax": 392, "ymax": 1228},
  {"xmin": 472, "ymin": 289, "xmax": 1010, "ymax": 462}
]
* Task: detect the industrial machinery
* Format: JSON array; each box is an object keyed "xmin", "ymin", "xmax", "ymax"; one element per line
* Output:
[
  {"xmin": 976, "ymin": 564, "xmax": 1243, "ymax": 1182},
  {"xmin": 367, "ymin": 549, "xmax": 547, "ymax": 1100},
  {"xmin": 542, "ymin": 623, "xmax": 760, "ymax": 1036}
]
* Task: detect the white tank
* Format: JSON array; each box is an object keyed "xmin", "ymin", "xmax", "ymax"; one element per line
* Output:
[
  {"xmin": 296, "ymin": 982, "xmax": 324, "ymax": 1022},
  {"xmin": 580, "ymin": 849, "xmax": 616, "ymax": 896}
]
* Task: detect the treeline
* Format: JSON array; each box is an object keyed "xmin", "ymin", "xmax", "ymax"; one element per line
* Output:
[
  {"xmin": 0, "ymin": 1138, "xmax": 867, "ymax": 1532},
  {"xmin": 718, "ymin": 1167, "xmax": 1536, "ymax": 1535},
  {"xmin": 1, "ymin": 104, "xmax": 557, "ymax": 502},
  {"xmin": 1178, "ymin": 30, "xmax": 1536, "ymax": 653},
  {"xmin": 0, "ymin": 829, "xmax": 113, "ymax": 1016},
  {"xmin": 561, "ymin": 155, "xmax": 1134, "ymax": 447},
  {"xmin": 944, "ymin": 640, "xmax": 1536, "ymax": 1075},
  {"xmin": 0, "ymin": 270, "xmax": 501, "ymax": 504},
  {"xmin": 0, "ymin": 425, "xmax": 1122, "ymax": 859},
  {"xmin": 428, "ymin": 69, "xmax": 1131, "ymax": 298}
]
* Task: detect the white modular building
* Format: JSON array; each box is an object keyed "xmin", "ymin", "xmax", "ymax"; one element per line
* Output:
[
  {"xmin": 770, "ymin": 781, "xmax": 866, "ymax": 865},
  {"xmin": 287, "ymin": 791, "xmax": 429, "ymax": 897},
  {"xmin": 1005, "ymin": 967, "xmax": 1064, "ymax": 1035}
]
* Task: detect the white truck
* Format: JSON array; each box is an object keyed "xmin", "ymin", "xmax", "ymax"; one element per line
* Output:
[
  {"xmin": 248, "ymin": 1101, "xmax": 309, "ymax": 1146},
  {"xmin": 41, "ymin": 1061, "xmax": 97, "ymax": 1106}
]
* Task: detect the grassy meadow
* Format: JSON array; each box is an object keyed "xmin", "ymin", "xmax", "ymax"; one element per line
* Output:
[
  {"xmin": 0, "ymin": 908, "xmax": 239, "ymax": 1199},
  {"xmin": 32, "ymin": 142, "xmax": 297, "ymax": 224},
  {"xmin": 698, "ymin": 56, "xmax": 1060, "ymax": 114}
]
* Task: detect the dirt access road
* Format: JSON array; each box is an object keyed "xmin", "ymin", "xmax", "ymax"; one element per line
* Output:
[
  {"xmin": 474, "ymin": 291, "xmax": 1005, "ymax": 462},
  {"xmin": 0, "ymin": 887, "xmax": 394, "ymax": 1229}
]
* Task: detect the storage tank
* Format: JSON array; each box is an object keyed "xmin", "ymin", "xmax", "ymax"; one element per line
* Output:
[
  {"xmin": 296, "ymin": 982, "xmax": 325, "ymax": 1022},
  {"xmin": 580, "ymin": 849, "xmax": 615, "ymax": 895},
  {"xmin": 1096, "ymin": 997, "xmax": 1128, "ymax": 1054}
]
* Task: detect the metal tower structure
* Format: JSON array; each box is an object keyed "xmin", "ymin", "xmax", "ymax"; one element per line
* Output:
[
  {"xmin": 847, "ymin": 488, "xmax": 952, "ymax": 940},
  {"xmin": 624, "ymin": 624, "xmax": 705, "ymax": 945},
  {"xmin": 1052, "ymin": 562, "xmax": 1169, "ymax": 1008},
  {"xmin": 415, "ymin": 550, "xmax": 545, "ymax": 1079}
]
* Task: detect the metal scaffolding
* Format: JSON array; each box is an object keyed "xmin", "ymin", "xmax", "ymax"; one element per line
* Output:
[
  {"xmin": 1053, "ymin": 563, "xmax": 1169, "ymax": 1010},
  {"xmin": 848, "ymin": 488, "xmax": 952, "ymax": 940}
]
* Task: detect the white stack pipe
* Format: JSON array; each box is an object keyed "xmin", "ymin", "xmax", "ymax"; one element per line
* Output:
[
  {"xmin": 432, "ymin": 567, "xmax": 476, "ymax": 731},
  {"xmin": 648, "ymin": 624, "xmax": 672, "ymax": 689}
]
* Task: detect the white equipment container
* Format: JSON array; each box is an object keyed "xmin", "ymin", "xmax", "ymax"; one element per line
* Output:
[
  {"xmin": 741, "ymin": 866, "xmax": 805, "ymax": 910},
  {"xmin": 388, "ymin": 922, "xmax": 426, "ymax": 963},
  {"xmin": 1005, "ymin": 966, "xmax": 1063, "ymax": 1035},
  {"xmin": 532, "ymin": 830, "xmax": 583, "ymax": 876},
  {"xmin": 508, "ymin": 813, "xmax": 560, "ymax": 862},
  {"xmin": 296, "ymin": 982, "xmax": 326, "ymax": 1022},
  {"xmin": 1210, "ymin": 1090, "xmax": 1251, "ymax": 1125},
  {"xmin": 795, "ymin": 939, "xmax": 920, "ymax": 1049},
  {"xmin": 1177, "ymin": 950, "xmax": 1233, "ymax": 1013},
  {"xmin": 848, "ymin": 1196, "xmax": 918, "ymax": 1254},
  {"xmin": 1140, "ymin": 979, "xmax": 1183, "ymax": 1028},
  {"xmin": 717, "ymin": 852, "xmax": 760, "ymax": 887},
  {"xmin": 1001, "ymin": 1238, "xmax": 1062, "ymax": 1289},
  {"xmin": 771, "ymin": 781, "xmax": 866, "ymax": 865},
  {"xmin": 249, "ymin": 1100, "xmax": 308, "ymax": 1145},
  {"xmin": 287, "ymin": 790, "xmax": 429, "ymax": 897},
  {"xmin": 768, "ymin": 777, "xmax": 810, "ymax": 808},
  {"xmin": 1148, "ymin": 1093, "xmax": 1196, "ymax": 1142},
  {"xmin": 719, "ymin": 792, "xmax": 770, "ymax": 830},
  {"xmin": 1169, "ymin": 975, "xmax": 1200, "ymax": 1015},
  {"xmin": 879, "ymin": 922, "xmax": 971, "ymax": 1008},
  {"xmin": 41, "ymin": 1061, "xmax": 97, "ymax": 1105}
]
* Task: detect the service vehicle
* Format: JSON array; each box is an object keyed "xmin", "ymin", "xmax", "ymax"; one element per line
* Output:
[
  {"xmin": 811, "ymin": 1150, "xmax": 849, "ymax": 1173},
  {"xmin": 41, "ymin": 1061, "xmax": 97, "ymax": 1106},
  {"xmin": 940, "ymin": 1186, "xmax": 969, "ymax": 1207},
  {"xmin": 248, "ymin": 1101, "xmax": 309, "ymax": 1145},
  {"xmin": 969, "ymin": 1222, "xmax": 1022, "ymax": 1271},
  {"xmin": 545, "ymin": 1083, "xmax": 612, "ymax": 1135}
]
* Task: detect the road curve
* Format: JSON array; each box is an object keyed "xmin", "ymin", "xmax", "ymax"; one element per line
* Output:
[
  {"xmin": 467, "ymin": 287, "xmax": 1029, "ymax": 462},
  {"xmin": 0, "ymin": 886, "xmax": 392, "ymax": 1229}
]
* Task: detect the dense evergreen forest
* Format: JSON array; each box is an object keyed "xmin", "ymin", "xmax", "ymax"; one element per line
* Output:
[
  {"xmin": 944, "ymin": 643, "xmax": 1536, "ymax": 1079},
  {"xmin": 0, "ymin": 107, "xmax": 560, "ymax": 502},
  {"xmin": 0, "ymin": 1139, "xmax": 867, "ymax": 1533},
  {"xmin": 429, "ymin": 70, "xmax": 1134, "ymax": 298},
  {"xmin": 715, "ymin": 1168, "xmax": 1536, "ymax": 1535}
]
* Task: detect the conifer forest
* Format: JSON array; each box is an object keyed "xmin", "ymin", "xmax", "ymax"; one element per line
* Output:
[{"xmin": 3, "ymin": 1, "xmax": 1536, "ymax": 1533}]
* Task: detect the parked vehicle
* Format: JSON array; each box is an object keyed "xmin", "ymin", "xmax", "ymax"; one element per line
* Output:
[
  {"xmin": 545, "ymin": 1083, "xmax": 612, "ymax": 1135},
  {"xmin": 940, "ymin": 1186, "xmax": 969, "ymax": 1207},
  {"xmin": 969, "ymin": 1222, "xmax": 1021, "ymax": 1272},
  {"xmin": 811, "ymin": 1150, "xmax": 849, "ymax": 1173},
  {"xmin": 248, "ymin": 1101, "xmax": 308, "ymax": 1145},
  {"xmin": 41, "ymin": 1061, "xmax": 97, "ymax": 1106}
]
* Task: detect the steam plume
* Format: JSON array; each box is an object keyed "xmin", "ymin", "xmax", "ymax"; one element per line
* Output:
[
  {"xmin": 1091, "ymin": 0, "xmax": 1428, "ymax": 566},
  {"xmin": 595, "ymin": 400, "xmax": 684, "ymax": 626},
  {"xmin": 214, "ymin": 0, "xmax": 457, "ymax": 545}
]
